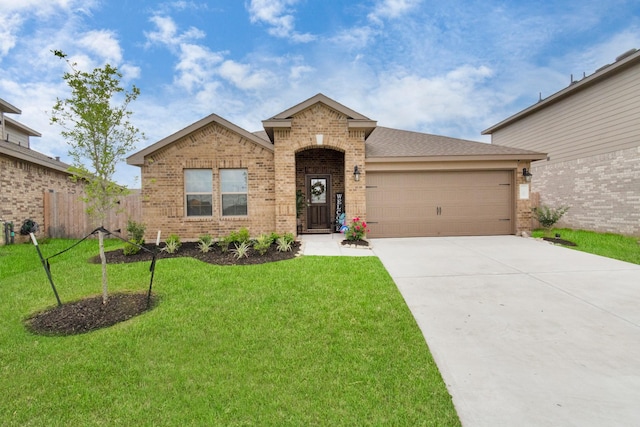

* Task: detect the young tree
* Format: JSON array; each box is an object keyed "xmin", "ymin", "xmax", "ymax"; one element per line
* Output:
[{"xmin": 50, "ymin": 50, "xmax": 144, "ymax": 304}]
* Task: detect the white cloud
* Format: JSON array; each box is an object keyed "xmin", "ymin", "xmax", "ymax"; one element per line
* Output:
[
  {"xmin": 368, "ymin": 0, "xmax": 422, "ymax": 23},
  {"xmin": 145, "ymin": 15, "xmax": 206, "ymax": 47},
  {"xmin": 175, "ymin": 44, "xmax": 224, "ymax": 91},
  {"xmin": 330, "ymin": 27, "xmax": 376, "ymax": 49},
  {"xmin": 77, "ymin": 30, "xmax": 123, "ymax": 64},
  {"xmin": 246, "ymin": 0, "xmax": 315, "ymax": 42},
  {"xmin": 218, "ymin": 60, "xmax": 273, "ymax": 90},
  {"xmin": 0, "ymin": 14, "xmax": 22, "ymax": 56},
  {"xmin": 366, "ymin": 65, "xmax": 494, "ymax": 131}
]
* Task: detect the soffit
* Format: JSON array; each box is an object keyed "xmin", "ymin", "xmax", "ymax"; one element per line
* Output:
[{"xmin": 4, "ymin": 116, "xmax": 42, "ymax": 137}]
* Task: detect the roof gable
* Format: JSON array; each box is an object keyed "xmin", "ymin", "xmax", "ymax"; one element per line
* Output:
[
  {"xmin": 127, "ymin": 113, "xmax": 274, "ymax": 166},
  {"xmin": 261, "ymin": 93, "xmax": 377, "ymax": 141}
]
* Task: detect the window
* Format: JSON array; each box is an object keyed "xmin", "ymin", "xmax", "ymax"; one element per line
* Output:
[
  {"xmin": 220, "ymin": 169, "xmax": 248, "ymax": 216},
  {"xmin": 185, "ymin": 169, "xmax": 212, "ymax": 216}
]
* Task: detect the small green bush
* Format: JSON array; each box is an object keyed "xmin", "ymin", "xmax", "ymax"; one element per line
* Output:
[
  {"xmin": 534, "ymin": 205, "xmax": 570, "ymax": 232},
  {"xmin": 231, "ymin": 241, "xmax": 251, "ymax": 259},
  {"xmin": 123, "ymin": 220, "xmax": 146, "ymax": 256},
  {"xmin": 197, "ymin": 234, "xmax": 214, "ymax": 253},
  {"xmin": 276, "ymin": 236, "xmax": 293, "ymax": 252},
  {"xmin": 253, "ymin": 234, "xmax": 273, "ymax": 256},
  {"xmin": 162, "ymin": 234, "xmax": 181, "ymax": 254}
]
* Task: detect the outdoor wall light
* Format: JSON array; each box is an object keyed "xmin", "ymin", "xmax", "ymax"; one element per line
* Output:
[
  {"xmin": 353, "ymin": 165, "xmax": 361, "ymax": 181},
  {"xmin": 522, "ymin": 167, "xmax": 533, "ymax": 182}
]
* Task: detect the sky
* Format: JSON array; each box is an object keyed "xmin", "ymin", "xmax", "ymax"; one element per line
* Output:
[{"xmin": 1, "ymin": 0, "xmax": 639, "ymax": 187}]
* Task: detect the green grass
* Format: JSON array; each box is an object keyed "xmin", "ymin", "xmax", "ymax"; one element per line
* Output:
[
  {"xmin": 532, "ymin": 228, "xmax": 640, "ymax": 265},
  {"xmin": 0, "ymin": 239, "xmax": 460, "ymax": 426}
]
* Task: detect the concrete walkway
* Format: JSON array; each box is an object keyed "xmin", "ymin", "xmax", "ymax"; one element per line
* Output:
[
  {"xmin": 371, "ymin": 236, "xmax": 640, "ymax": 427},
  {"xmin": 298, "ymin": 233, "xmax": 375, "ymax": 256}
]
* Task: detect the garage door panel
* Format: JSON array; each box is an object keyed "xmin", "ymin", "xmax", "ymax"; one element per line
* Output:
[{"xmin": 366, "ymin": 171, "xmax": 514, "ymax": 238}]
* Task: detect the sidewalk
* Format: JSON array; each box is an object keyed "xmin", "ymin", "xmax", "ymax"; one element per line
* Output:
[{"xmin": 298, "ymin": 233, "xmax": 375, "ymax": 256}]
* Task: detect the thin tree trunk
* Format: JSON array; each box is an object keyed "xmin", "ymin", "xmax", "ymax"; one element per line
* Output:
[{"xmin": 99, "ymin": 230, "xmax": 108, "ymax": 304}]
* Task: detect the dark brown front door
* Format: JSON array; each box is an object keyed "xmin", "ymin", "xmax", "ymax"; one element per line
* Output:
[{"xmin": 307, "ymin": 175, "xmax": 331, "ymax": 229}]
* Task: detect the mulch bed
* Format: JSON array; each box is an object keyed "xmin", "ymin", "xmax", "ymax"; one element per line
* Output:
[
  {"xmin": 542, "ymin": 237, "xmax": 577, "ymax": 246},
  {"xmin": 340, "ymin": 239, "xmax": 370, "ymax": 247},
  {"xmin": 26, "ymin": 241, "xmax": 301, "ymax": 336},
  {"xmin": 91, "ymin": 241, "xmax": 301, "ymax": 266},
  {"xmin": 26, "ymin": 292, "xmax": 156, "ymax": 336}
]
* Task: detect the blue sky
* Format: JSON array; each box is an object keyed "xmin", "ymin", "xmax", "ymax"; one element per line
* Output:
[{"xmin": 1, "ymin": 0, "xmax": 639, "ymax": 187}]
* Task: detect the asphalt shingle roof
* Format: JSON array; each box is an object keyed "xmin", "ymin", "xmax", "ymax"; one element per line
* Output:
[
  {"xmin": 0, "ymin": 140, "xmax": 71, "ymax": 173},
  {"xmin": 365, "ymin": 126, "xmax": 544, "ymax": 158}
]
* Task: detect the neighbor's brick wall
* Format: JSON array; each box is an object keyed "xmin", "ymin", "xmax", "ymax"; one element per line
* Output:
[
  {"xmin": 531, "ymin": 146, "xmax": 640, "ymax": 236},
  {"xmin": 515, "ymin": 162, "xmax": 535, "ymax": 236},
  {"xmin": 273, "ymin": 103, "xmax": 366, "ymax": 235},
  {"xmin": 0, "ymin": 153, "xmax": 82, "ymax": 237},
  {"xmin": 139, "ymin": 122, "xmax": 276, "ymax": 241}
]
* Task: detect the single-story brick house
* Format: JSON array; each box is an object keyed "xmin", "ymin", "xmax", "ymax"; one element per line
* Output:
[
  {"xmin": 1, "ymin": 97, "xmax": 81, "ymax": 242},
  {"xmin": 483, "ymin": 48, "xmax": 640, "ymax": 236},
  {"xmin": 127, "ymin": 94, "xmax": 545, "ymax": 239}
]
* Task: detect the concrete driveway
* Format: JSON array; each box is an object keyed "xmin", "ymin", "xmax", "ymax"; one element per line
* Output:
[{"xmin": 371, "ymin": 236, "xmax": 640, "ymax": 427}]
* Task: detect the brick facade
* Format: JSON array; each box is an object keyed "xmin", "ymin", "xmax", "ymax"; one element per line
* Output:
[
  {"xmin": 132, "ymin": 94, "xmax": 540, "ymax": 240},
  {"xmin": 273, "ymin": 103, "xmax": 366, "ymax": 235},
  {"xmin": 531, "ymin": 146, "xmax": 640, "ymax": 235},
  {"xmin": 139, "ymin": 121, "xmax": 276, "ymax": 241},
  {"xmin": 0, "ymin": 153, "xmax": 81, "ymax": 237},
  {"xmin": 516, "ymin": 163, "xmax": 535, "ymax": 236}
]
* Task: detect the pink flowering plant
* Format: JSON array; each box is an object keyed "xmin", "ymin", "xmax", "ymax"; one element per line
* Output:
[{"xmin": 345, "ymin": 217, "xmax": 369, "ymax": 241}]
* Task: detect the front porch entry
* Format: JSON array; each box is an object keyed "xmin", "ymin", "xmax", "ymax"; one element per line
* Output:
[{"xmin": 296, "ymin": 148, "xmax": 345, "ymax": 234}]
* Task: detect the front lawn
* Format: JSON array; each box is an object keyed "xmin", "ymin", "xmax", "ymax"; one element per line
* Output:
[
  {"xmin": 0, "ymin": 239, "xmax": 460, "ymax": 426},
  {"xmin": 532, "ymin": 228, "xmax": 640, "ymax": 265}
]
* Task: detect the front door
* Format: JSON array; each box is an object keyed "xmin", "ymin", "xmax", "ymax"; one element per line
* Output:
[{"xmin": 307, "ymin": 175, "xmax": 331, "ymax": 229}]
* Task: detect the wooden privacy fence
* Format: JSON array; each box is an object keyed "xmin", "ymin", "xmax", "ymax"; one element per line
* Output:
[{"xmin": 44, "ymin": 190, "xmax": 142, "ymax": 239}]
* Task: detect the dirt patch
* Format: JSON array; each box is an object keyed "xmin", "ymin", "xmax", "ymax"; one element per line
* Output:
[{"xmin": 26, "ymin": 292, "xmax": 156, "ymax": 336}]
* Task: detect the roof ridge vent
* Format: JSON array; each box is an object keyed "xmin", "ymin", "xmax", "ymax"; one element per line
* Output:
[{"xmin": 615, "ymin": 48, "xmax": 637, "ymax": 62}]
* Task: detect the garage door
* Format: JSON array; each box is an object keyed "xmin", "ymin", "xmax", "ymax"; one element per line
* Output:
[{"xmin": 366, "ymin": 170, "xmax": 514, "ymax": 238}]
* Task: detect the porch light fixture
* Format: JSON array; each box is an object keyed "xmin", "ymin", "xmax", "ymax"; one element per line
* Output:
[
  {"xmin": 353, "ymin": 165, "xmax": 361, "ymax": 181},
  {"xmin": 522, "ymin": 168, "xmax": 532, "ymax": 182}
]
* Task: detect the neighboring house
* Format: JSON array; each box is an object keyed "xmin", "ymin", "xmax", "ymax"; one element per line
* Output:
[
  {"xmin": 127, "ymin": 93, "xmax": 545, "ymax": 239},
  {"xmin": 0, "ymin": 97, "xmax": 81, "ymax": 238},
  {"xmin": 483, "ymin": 48, "xmax": 640, "ymax": 236}
]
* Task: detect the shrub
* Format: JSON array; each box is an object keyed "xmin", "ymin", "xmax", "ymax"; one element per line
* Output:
[
  {"xmin": 534, "ymin": 205, "xmax": 570, "ymax": 232},
  {"xmin": 123, "ymin": 220, "xmax": 145, "ymax": 256},
  {"xmin": 197, "ymin": 234, "xmax": 214, "ymax": 253},
  {"xmin": 276, "ymin": 236, "xmax": 293, "ymax": 252},
  {"xmin": 234, "ymin": 227, "xmax": 251, "ymax": 244},
  {"xmin": 162, "ymin": 234, "xmax": 181, "ymax": 254},
  {"xmin": 231, "ymin": 241, "xmax": 251, "ymax": 259},
  {"xmin": 345, "ymin": 217, "xmax": 369, "ymax": 241},
  {"xmin": 253, "ymin": 234, "xmax": 273, "ymax": 256}
]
